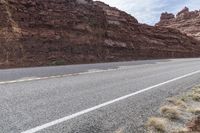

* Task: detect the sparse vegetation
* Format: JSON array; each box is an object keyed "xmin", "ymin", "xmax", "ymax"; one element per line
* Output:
[
  {"xmin": 160, "ymin": 105, "xmax": 180, "ymax": 119},
  {"xmin": 146, "ymin": 117, "xmax": 167, "ymax": 132},
  {"xmin": 180, "ymin": 94, "xmax": 190, "ymax": 102},
  {"xmin": 167, "ymin": 98, "xmax": 186, "ymax": 107},
  {"xmin": 146, "ymin": 85, "xmax": 200, "ymax": 133},
  {"xmin": 50, "ymin": 60, "xmax": 66, "ymax": 66},
  {"xmin": 192, "ymin": 86, "xmax": 200, "ymax": 93},
  {"xmin": 187, "ymin": 107, "xmax": 200, "ymax": 114},
  {"xmin": 175, "ymin": 127, "xmax": 190, "ymax": 133},
  {"xmin": 191, "ymin": 93, "xmax": 200, "ymax": 101}
]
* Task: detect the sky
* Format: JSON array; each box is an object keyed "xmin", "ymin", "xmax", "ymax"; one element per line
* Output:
[{"xmin": 95, "ymin": 0, "xmax": 200, "ymax": 25}]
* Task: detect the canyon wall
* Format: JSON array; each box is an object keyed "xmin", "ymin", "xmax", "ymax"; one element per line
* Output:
[{"xmin": 0, "ymin": 0, "xmax": 200, "ymax": 68}]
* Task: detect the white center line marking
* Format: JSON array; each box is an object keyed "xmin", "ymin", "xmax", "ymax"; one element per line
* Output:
[
  {"xmin": 22, "ymin": 70, "xmax": 200, "ymax": 133},
  {"xmin": 0, "ymin": 69, "xmax": 117, "ymax": 85}
]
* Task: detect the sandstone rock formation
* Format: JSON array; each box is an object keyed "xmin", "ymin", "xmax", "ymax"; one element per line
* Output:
[
  {"xmin": 156, "ymin": 7, "xmax": 200, "ymax": 41},
  {"xmin": 0, "ymin": 0, "xmax": 200, "ymax": 68},
  {"xmin": 160, "ymin": 12, "xmax": 175, "ymax": 20}
]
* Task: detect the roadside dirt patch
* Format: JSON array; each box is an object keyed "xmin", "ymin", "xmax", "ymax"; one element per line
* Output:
[{"xmin": 146, "ymin": 86, "xmax": 200, "ymax": 133}]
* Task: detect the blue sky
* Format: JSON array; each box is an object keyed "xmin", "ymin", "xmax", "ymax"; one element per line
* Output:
[{"xmin": 96, "ymin": 0, "xmax": 200, "ymax": 25}]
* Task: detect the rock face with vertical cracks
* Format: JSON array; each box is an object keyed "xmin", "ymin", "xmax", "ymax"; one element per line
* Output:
[
  {"xmin": 157, "ymin": 7, "xmax": 200, "ymax": 41},
  {"xmin": 0, "ymin": 0, "xmax": 200, "ymax": 68}
]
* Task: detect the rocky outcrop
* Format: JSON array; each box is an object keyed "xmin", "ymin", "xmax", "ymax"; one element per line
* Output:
[
  {"xmin": 0, "ymin": 1, "xmax": 200, "ymax": 68},
  {"xmin": 156, "ymin": 7, "xmax": 200, "ymax": 41},
  {"xmin": 177, "ymin": 7, "xmax": 189, "ymax": 16},
  {"xmin": 160, "ymin": 12, "xmax": 175, "ymax": 20}
]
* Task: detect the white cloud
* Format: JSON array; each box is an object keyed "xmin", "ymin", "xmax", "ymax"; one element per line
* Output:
[
  {"xmin": 95, "ymin": 0, "xmax": 200, "ymax": 25},
  {"xmin": 186, "ymin": 1, "xmax": 200, "ymax": 11}
]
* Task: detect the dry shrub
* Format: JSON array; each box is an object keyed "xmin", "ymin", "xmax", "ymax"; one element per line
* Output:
[
  {"xmin": 188, "ymin": 108, "xmax": 200, "ymax": 115},
  {"xmin": 167, "ymin": 98, "xmax": 186, "ymax": 107},
  {"xmin": 146, "ymin": 117, "xmax": 167, "ymax": 132},
  {"xmin": 191, "ymin": 93, "xmax": 200, "ymax": 101},
  {"xmin": 160, "ymin": 105, "xmax": 180, "ymax": 119},
  {"xmin": 174, "ymin": 127, "xmax": 190, "ymax": 133}
]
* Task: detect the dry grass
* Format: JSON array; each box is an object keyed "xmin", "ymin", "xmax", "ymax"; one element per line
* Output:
[
  {"xmin": 146, "ymin": 117, "xmax": 167, "ymax": 132},
  {"xmin": 174, "ymin": 127, "xmax": 190, "ymax": 133},
  {"xmin": 146, "ymin": 85, "xmax": 200, "ymax": 133},
  {"xmin": 187, "ymin": 107, "xmax": 200, "ymax": 115},
  {"xmin": 160, "ymin": 105, "xmax": 180, "ymax": 119},
  {"xmin": 192, "ymin": 86, "xmax": 200, "ymax": 90},
  {"xmin": 167, "ymin": 98, "xmax": 186, "ymax": 107},
  {"xmin": 180, "ymin": 94, "xmax": 190, "ymax": 102},
  {"xmin": 187, "ymin": 86, "xmax": 200, "ymax": 101},
  {"xmin": 191, "ymin": 93, "xmax": 200, "ymax": 101},
  {"xmin": 192, "ymin": 86, "xmax": 200, "ymax": 93}
]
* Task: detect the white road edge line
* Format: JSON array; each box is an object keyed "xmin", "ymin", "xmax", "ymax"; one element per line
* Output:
[
  {"xmin": 0, "ymin": 69, "xmax": 116, "ymax": 85},
  {"xmin": 21, "ymin": 70, "xmax": 200, "ymax": 133}
]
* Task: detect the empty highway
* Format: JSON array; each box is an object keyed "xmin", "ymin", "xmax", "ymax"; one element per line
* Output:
[{"xmin": 1, "ymin": 58, "xmax": 200, "ymax": 133}]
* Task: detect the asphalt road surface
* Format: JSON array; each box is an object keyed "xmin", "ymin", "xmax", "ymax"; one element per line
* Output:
[{"xmin": 1, "ymin": 58, "xmax": 200, "ymax": 133}]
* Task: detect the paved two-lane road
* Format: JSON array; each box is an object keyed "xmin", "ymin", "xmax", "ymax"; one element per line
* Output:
[{"xmin": 1, "ymin": 58, "xmax": 200, "ymax": 133}]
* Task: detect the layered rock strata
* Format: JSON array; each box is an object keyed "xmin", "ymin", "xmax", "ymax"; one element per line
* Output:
[{"xmin": 0, "ymin": 1, "xmax": 200, "ymax": 68}]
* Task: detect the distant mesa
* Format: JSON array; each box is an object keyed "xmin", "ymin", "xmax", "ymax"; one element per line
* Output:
[{"xmin": 156, "ymin": 7, "xmax": 200, "ymax": 41}]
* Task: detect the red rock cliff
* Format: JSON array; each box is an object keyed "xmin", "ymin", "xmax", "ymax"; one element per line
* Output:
[
  {"xmin": 156, "ymin": 7, "xmax": 200, "ymax": 41},
  {"xmin": 0, "ymin": 0, "xmax": 200, "ymax": 68}
]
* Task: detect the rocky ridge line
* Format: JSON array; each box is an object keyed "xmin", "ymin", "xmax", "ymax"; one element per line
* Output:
[{"xmin": 156, "ymin": 7, "xmax": 200, "ymax": 41}]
